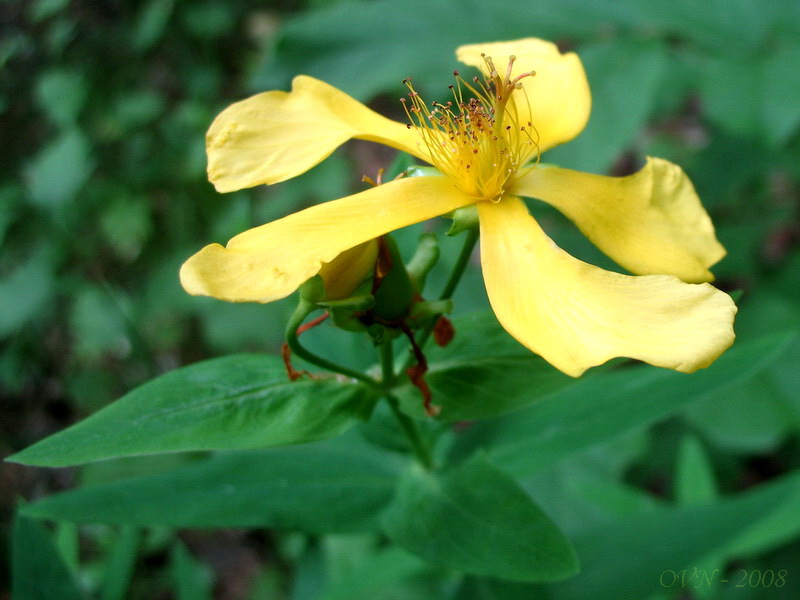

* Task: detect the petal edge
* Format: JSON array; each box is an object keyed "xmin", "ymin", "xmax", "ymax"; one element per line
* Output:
[
  {"xmin": 181, "ymin": 177, "xmax": 474, "ymax": 303},
  {"xmin": 478, "ymin": 197, "xmax": 736, "ymax": 376},
  {"xmin": 514, "ymin": 157, "xmax": 726, "ymax": 283},
  {"xmin": 207, "ymin": 76, "xmax": 425, "ymax": 192}
]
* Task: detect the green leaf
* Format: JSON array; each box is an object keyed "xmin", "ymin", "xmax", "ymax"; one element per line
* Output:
[
  {"xmin": 171, "ymin": 542, "xmax": 214, "ymax": 600},
  {"xmin": 684, "ymin": 372, "xmax": 794, "ymax": 453},
  {"xmin": 257, "ymin": 0, "xmax": 645, "ymax": 100},
  {"xmin": 675, "ymin": 436, "xmax": 717, "ymax": 505},
  {"xmin": 132, "ymin": 0, "xmax": 175, "ymax": 51},
  {"xmin": 673, "ymin": 436, "xmax": 721, "ymax": 600},
  {"xmin": 12, "ymin": 514, "xmax": 84, "ymax": 600},
  {"xmin": 69, "ymin": 285, "xmax": 132, "ymax": 361},
  {"xmin": 546, "ymin": 39, "xmax": 667, "ymax": 174},
  {"xmin": 396, "ymin": 312, "xmax": 577, "ymax": 421},
  {"xmin": 458, "ymin": 469, "xmax": 800, "ymax": 599},
  {"xmin": 319, "ymin": 546, "xmax": 427, "ymax": 600},
  {"xmin": 451, "ymin": 331, "xmax": 795, "ymax": 477},
  {"xmin": 0, "ymin": 246, "xmax": 56, "ymax": 338},
  {"xmin": 554, "ymin": 470, "xmax": 800, "ymax": 599},
  {"xmin": 25, "ymin": 128, "xmax": 94, "ymax": 209},
  {"xmin": 761, "ymin": 39, "xmax": 800, "ymax": 146},
  {"xmin": 35, "ymin": 69, "xmax": 86, "ymax": 127},
  {"xmin": 99, "ymin": 527, "xmax": 140, "ymax": 600},
  {"xmin": 22, "ymin": 437, "xmax": 402, "ymax": 533},
  {"xmin": 8, "ymin": 354, "xmax": 376, "ymax": 467},
  {"xmin": 381, "ymin": 453, "xmax": 579, "ymax": 582}
]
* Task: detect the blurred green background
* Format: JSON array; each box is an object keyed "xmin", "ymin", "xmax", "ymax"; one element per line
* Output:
[{"xmin": 2, "ymin": 0, "xmax": 799, "ymax": 598}]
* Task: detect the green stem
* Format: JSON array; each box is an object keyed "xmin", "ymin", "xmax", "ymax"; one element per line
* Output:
[
  {"xmin": 380, "ymin": 339, "xmax": 433, "ymax": 469},
  {"xmin": 388, "ymin": 394, "xmax": 434, "ymax": 469},
  {"xmin": 379, "ymin": 337, "xmax": 396, "ymax": 389},
  {"xmin": 285, "ymin": 300, "xmax": 376, "ymax": 386},
  {"xmin": 440, "ymin": 226, "xmax": 479, "ymax": 301}
]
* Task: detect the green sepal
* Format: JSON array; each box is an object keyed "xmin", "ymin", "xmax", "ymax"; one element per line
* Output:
[
  {"xmin": 446, "ymin": 204, "xmax": 479, "ymax": 236},
  {"xmin": 330, "ymin": 308, "xmax": 369, "ymax": 332},
  {"xmin": 318, "ymin": 294, "xmax": 375, "ymax": 311},
  {"xmin": 381, "ymin": 453, "xmax": 579, "ymax": 582},
  {"xmin": 406, "ymin": 233, "xmax": 439, "ymax": 294},
  {"xmin": 403, "ymin": 165, "xmax": 441, "ymax": 178},
  {"xmin": 409, "ymin": 299, "xmax": 453, "ymax": 322},
  {"xmin": 372, "ymin": 235, "xmax": 414, "ymax": 322},
  {"xmin": 299, "ymin": 274, "xmax": 325, "ymax": 303},
  {"xmin": 367, "ymin": 323, "xmax": 400, "ymax": 345}
]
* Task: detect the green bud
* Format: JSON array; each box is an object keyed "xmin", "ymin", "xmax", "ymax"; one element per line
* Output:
[
  {"xmin": 372, "ymin": 235, "xmax": 414, "ymax": 322},
  {"xmin": 406, "ymin": 233, "xmax": 440, "ymax": 294},
  {"xmin": 446, "ymin": 204, "xmax": 479, "ymax": 236},
  {"xmin": 367, "ymin": 323, "xmax": 387, "ymax": 344}
]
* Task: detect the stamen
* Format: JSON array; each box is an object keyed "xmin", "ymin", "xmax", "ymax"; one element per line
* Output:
[{"xmin": 401, "ymin": 56, "xmax": 540, "ymax": 201}]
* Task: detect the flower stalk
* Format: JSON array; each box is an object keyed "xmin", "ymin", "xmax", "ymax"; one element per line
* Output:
[
  {"xmin": 381, "ymin": 338, "xmax": 434, "ymax": 469},
  {"xmin": 284, "ymin": 299, "xmax": 377, "ymax": 386}
]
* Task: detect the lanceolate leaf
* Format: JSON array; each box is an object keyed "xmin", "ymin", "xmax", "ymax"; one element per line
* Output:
[
  {"xmin": 22, "ymin": 437, "xmax": 403, "ymax": 533},
  {"xmin": 381, "ymin": 453, "xmax": 579, "ymax": 582},
  {"xmin": 12, "ymin": 515, "xmax": 84, "ymax": 600},
  {"xmin": 449, "ymin": 331, "xmax": 795, "ymax": 477},
  {"xmin": 455, "ymin": 469, "xmax": 800, "ymax": 599},
  {"xmin": 9, "ymin": 354, "xmax": 376, "ymax": 467}
]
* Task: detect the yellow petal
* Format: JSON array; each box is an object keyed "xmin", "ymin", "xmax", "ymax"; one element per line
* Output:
[
  {"xmin": 514, "ymin": 157, "xmax": 726, "ymax": 283},
  {"xmin": 318, "ymin": 240, "xmax": 378, "ymax": 300},
  {"xmin": 456, "ymin": 38, "xmax": 591, "ymax": 153},
  {"xmin": 477, "ymin": 197, "xmax": 736, "ymax": 377},
  {"xmin": 206, "ymin": 75, "xmax": 425, "ymax": 192},
  {"xmin": 181, "ymin": 176, "xmax": 473, "ymax": 303}
]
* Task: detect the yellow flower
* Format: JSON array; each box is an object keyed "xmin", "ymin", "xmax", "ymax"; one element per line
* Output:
[{"xmin": 181, "ymin": 38, "xmax": 736, "ymax": 377}]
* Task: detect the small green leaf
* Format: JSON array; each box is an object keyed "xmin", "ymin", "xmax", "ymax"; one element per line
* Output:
[
  {"xmin": 35, "ymin": 69, "xmax": 86, "ymax": 127},
  {"xmin": 9, "ymin": 355, "xmax": 376, "ymax": 467},
  {"xmin": 99, "ymin": 527, "xmax": 140, "ymax": 600},
  {"xmin": 23, "ymin": 438, "xmax": 401, "ymax": 533},
  {"xmin": 69, "ymin": 285, "xmax": 132, "ymax": 361},
  {"xmin": 0, "ymin": 246, "xmax": 56, "ymax": 338},
  {"xmin": 673, "ymin": 436, "xmax": 721, "ymax": 600},
  {"xmin": 171, "ymin": 542, "xmax": 214, "ymax": 600},
  {"xmin": 132, "ymin": 0, "xmax": 175, "ymax": 51},
  {"xmin": 25, "ymin": 129, "xmax": 94, "ymax": 209},
  {"xmin": 675, "ymin": 436, "xmax": 717, "ymax": 505},
  {"xmin": 12, "ymin": 514, "xmax": 84, "ymax": 600},
  {"xmin": 381, "ymin": 453, "xmax": 579, "ymax": 582}
]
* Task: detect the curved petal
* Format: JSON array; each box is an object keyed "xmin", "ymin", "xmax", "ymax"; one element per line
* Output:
[
  {"xmin": 181, "ymin": 177, "xmax": 474, "ymax": 303},
  {"xmin": 514, "ymin": 157, "xmax": 726, "ymax": 283},
  {"xmin": 207, "ymin": 75, "xmax": 426, "ymax": 192},
  {"xmin": 456, "ymin": 39, "xmax": 591, "ymax": 153},
  {"xmin": 477, "ymin": 197, "xmax": 736, "ymax": 377}
]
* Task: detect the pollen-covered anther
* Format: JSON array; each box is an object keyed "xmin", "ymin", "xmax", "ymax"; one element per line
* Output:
[{"xmin": 401, "ymin": 56, "xmax": 541, "ymax": 200}]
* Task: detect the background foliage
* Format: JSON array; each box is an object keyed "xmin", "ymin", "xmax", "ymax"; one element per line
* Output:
[{"xmin": 2, "ymin": 0, "xmax": 799, "ymax": 598}]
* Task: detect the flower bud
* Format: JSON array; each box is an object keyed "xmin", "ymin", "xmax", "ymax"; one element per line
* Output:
[{"xmin": 317, "ymin": 240, "xmax": 379, "ymax": 300}]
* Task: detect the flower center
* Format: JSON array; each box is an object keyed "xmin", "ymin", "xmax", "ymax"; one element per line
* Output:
[{"xmin": 401, "ymin": 55, "xmax": 540, "ymax": 202}]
